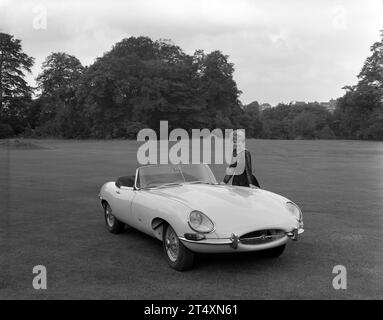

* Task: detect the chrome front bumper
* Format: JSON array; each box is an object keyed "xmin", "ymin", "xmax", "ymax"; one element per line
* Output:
[
  {"xmin": 179, "ymin": 228, "xmax": 304, "ymax": 253},
  {"xmin": 229, "ymin": 227, "xmax": 303, "ymax": 249}
]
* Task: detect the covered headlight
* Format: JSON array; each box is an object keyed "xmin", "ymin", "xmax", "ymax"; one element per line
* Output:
[
  {"xmin": 188, "ymin": 210, "xmax": 215, "ymax": 233},
  {"xmin": 285, "ymin": 201, "xmax": 302, "ymax": 222}
]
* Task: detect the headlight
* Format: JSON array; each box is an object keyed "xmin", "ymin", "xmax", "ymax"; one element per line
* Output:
[
  {"xmin": 188, "ymin": 211, "xmax": 215, "ymax": 233},
  {"xmin": 285, "ymin": 201, "xmax": 302, "ymax": 222}
]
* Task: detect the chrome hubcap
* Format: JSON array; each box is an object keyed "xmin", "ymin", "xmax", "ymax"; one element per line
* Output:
[
  {"xmin": 105, "ymin": 206, "xmax": 115, "ymax": 227},
  {"xmin": 165, "ymin": 227, "xmax": 179, "ymax": 262}
]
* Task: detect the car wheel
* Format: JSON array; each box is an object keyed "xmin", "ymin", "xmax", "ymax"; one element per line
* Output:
[
  {"xmin": 262, "ymin": 244, "xmax": 286, "ymax": 258},
  {"xmin": 163, "ymin": 224, "xmax": 194, "ymax": 271},
  {"xmin": 104, "ymin": 203, "xmax": 125, "ymax": 234}
]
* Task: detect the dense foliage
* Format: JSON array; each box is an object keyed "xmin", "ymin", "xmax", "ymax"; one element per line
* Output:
[
  {"xmin": 0, "ymin": 33, "xmax": 34, "ymax": 137},
  {"xmin": 0, "ymin": 33, "xmax": 382, "ymax": 140},
  {"xmin": 333, "ymin": 33, "xmax": 383, "ymax": 140},
  {"xmin": 72, "ymin": 38, "xmax": 242, "ymax": 138},
  {"xmin": 260, "ymin": 103, "xmax": 335, "ymax": 140}
]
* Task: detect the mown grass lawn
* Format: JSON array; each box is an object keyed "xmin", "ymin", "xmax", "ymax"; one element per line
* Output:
[{"xmin": 0, "ymin": 139, "xmax": 382, "ymax": 299}]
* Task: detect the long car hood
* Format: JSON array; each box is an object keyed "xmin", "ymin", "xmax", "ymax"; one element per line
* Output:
[{"xmin": 149, "ymin": 184, "xmax": 298, "ymax": 237}]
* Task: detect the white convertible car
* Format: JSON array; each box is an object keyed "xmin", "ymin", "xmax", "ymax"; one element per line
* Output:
[{"xmin": 99, "ymin": 164, "xmax": 304, "ymax": 271}]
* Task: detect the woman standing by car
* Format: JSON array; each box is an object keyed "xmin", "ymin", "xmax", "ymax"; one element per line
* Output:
[{"xmin": 224, "ymin": 130, "xmax": 260, "ymax": 188}]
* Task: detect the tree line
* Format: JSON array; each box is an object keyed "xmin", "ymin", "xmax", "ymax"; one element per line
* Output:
[{"xmin": 0, "ymin": 32, "xmax": 382, "ymax": 140}]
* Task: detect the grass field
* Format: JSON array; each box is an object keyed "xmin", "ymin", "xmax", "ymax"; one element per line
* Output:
[{"xmin": 0, "ymin": 139, "xmax": 383, "ymax": 299}]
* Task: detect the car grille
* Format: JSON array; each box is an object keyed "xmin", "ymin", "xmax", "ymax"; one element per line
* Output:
[{"xmin": 239, "ymin": 229, "xmax": 285, "ymax": 245}]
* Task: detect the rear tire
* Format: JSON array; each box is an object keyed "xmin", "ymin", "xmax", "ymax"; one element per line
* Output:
[
  {"xmin": 163, "ymin": 224, "xmax": 194, "ymax": 271},
  {"xmin": 261, "ymin": 244, "xmax": 286, "ymax": 258},
  {"xmin": 103, "ymin": 203, "xmax": 125, "ymax": 234}
]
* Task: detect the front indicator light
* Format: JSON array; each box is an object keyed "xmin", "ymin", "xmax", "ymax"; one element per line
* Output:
[{"xmin": 184, "ymin": 233, "xmax": 206, "ymax": 241}]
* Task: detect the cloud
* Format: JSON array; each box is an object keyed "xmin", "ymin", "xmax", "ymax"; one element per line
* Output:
[{"xmin": 1, "ymin": 0, "xmax": 382, "ymax": 104}]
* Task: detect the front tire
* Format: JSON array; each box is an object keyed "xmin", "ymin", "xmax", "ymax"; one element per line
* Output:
[
  {"xmin": 261, "ymin": 244, "xmax": 286, "ymax": 258},
  {"xmin": 163, "ymin": 224, "xmax": 194, "ymax": 271},
  {"xmin": 103, "ymin": 203, "xmax": 125, "ymax": 234}
]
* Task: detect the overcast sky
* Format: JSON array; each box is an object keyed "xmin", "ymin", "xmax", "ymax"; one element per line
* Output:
[{"xmin": 1, "ymin": 0, "xmax": 382, "ymax": 105}]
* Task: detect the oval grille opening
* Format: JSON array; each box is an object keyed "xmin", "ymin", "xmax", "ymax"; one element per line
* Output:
[{"xmin": 240, "ymin": 229, "xmax": 285, "ymax": 245}]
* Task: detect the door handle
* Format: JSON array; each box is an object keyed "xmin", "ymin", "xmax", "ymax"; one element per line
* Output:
[{"xmin": 116, "ymin": 190, "xmax": 120, "ymax": 194}]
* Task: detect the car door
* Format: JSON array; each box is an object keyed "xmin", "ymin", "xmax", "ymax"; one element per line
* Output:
[
  {"xmin": 112, "ymin": 186, "xmax": 136, "ymax": 226},
  {"xmin": 129, "ymin": 190, "xmax": 157, "ymax": 234}
]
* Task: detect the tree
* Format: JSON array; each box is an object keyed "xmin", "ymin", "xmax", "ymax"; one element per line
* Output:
[
  {"xmin": 0, "ymin": 122, "xmax": 13, "ymax": 138},
  {"xmin": 0, "ymin": 33, "xmax": 34, "ymax": 112},
  {"xmin": 36, "ymin": 52, "xmax": 84, "ymax": 98},
  {"xmin": 237, "ymin": 101, "xmax": 262, "ymax": 137},
  {"xmin": 197, "ymin": 50, "xmax": 242, "ymax": 128},
  {"xmin": 358, "ymin": 33, "xmax": 383, "ymax": 93},
  {"xmin": 35, "ymin": 52, "xmax": 84, "ymax": 137},
  {"xmin": 260, "ymin": 104, "xmax": 291, "ymax": 139},
  {"xmin": 0, "ymin": 33, "xmax": 34, "ymax": 136},
  {"xmin": 76, "ymin": 37, "xmax": 210, "ymax": 138},
  {"xmin": 0, "ymin": 34, "xmax": 253, "ymax": 138},
  {"xmin": 292, "ymin": 112, "xmax": 318, "ymax": 139},
  {"xmin": 335, "ymin": 31, "xmax": 383, "ymax": 140},
  {"xmin": 259, "ymin": 103, "xmax": 335, "ymax": 139},
  {"xmin": 76, "ymin": 36, "xmax": 161, "ymax": 138}
]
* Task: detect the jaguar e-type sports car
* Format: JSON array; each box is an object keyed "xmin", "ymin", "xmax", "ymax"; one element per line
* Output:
[{"xmin": 99, "ymin": 164, "xmax": 304, "ymax": 271}]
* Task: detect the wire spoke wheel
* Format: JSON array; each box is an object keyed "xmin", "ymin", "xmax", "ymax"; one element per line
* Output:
[
  {"xmin": 165, "ymin": 226, "xmax": 179, "ymax": 262},
  {"xmin": 105, "ymin": 205, "xmax": 115, "ymax": 227},
  {"xmin": 102, "ymin": 202, "xmax": 125, "ymax": 234}
]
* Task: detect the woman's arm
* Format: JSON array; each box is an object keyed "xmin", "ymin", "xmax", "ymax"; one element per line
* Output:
[{"xmin": 245, "ymin": 150, "xmax": 253, "ymax": 186}]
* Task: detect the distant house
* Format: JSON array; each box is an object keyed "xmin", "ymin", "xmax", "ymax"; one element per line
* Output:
[{"xmin": 290, "ymin": 99, "xmax": 337, "ymax": 113}]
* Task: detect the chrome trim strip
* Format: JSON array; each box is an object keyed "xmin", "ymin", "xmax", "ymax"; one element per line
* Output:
[
  {"xmin": 179, "ymin": 237, "xmax": 232, "ymax": 245},
  {"xmin": 180, "ymin": 233, "xmax": 291, "ymax": 246},
  {"xmin": 286, "ymin": 200, "xmax": 303, "ymax": 222},
  {"xmin": 134, "ymin": 167, "xmax": 140, "ymax": 190}
]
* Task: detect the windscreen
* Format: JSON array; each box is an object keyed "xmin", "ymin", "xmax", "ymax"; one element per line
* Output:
[{"xmin": 137, "ymin": 164, "xmax": 217, "ymax": 189}]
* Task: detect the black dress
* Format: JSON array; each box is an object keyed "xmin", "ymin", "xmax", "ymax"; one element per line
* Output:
[{"xmin": 229, "ymin": 149, "xmax": 260, "ymax": 187}]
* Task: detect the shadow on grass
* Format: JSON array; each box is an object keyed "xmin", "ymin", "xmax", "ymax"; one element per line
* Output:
[{"xmin": 115, "ymin": 225, "xmax": 282, "ymax": 270}]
